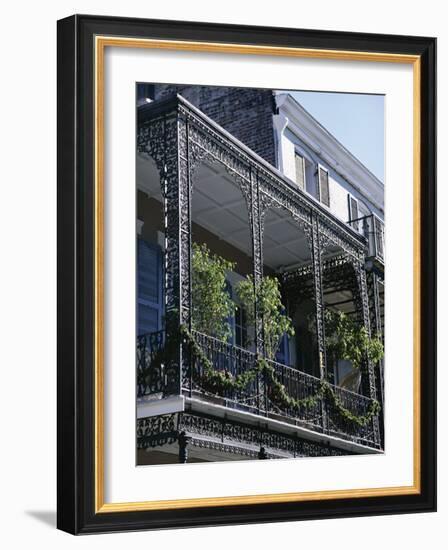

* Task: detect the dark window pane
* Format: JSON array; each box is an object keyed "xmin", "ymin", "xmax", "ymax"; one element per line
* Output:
[{"xmin": 319, "ymin": 167, "xmax": 330, "ymax": 207}]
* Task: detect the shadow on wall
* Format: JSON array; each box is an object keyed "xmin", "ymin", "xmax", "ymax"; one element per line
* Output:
[{"xmin": 25, "ymin": 510, "xmax": 56, "ymax": 529}]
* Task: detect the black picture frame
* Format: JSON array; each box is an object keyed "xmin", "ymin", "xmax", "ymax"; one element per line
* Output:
[{"xmin": 57, "ymin": 14, "xmax": 436, "ymax": 534}]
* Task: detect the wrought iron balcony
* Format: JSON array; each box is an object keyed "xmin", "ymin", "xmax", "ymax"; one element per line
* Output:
[
  {"xmin": 137, "ymin": 330, "xmax": 380, "ymax": 449},
  {"xmin": 348, "ymin": 213, "xmax": 385, "ymax": 265},
  {"xmin": 136, "ymin": 95, "xmax": 384, "ymax": 454}
]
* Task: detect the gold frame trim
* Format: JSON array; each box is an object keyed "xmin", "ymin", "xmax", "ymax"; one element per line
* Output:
[{"xmin": 94, "ymin": 36, "xmax": 422, "ymax": 513}]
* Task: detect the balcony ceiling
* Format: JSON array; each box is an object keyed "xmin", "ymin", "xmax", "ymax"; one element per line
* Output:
[
  {"xmin": 193, "ymin": 162, "xmax": 311, "ymax": 272},
  {"xmin": 137, "ymin": 154, "xmax": 314, "ymax": 273},
  {"xmin": 192, "ymin": 162, "xmax": 252, "ymax": 255},
  {"xmin": 263, "ymin": 207, "xmax": 311, "ymax": 270}
]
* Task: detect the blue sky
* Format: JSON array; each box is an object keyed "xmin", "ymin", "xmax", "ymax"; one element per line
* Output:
[{"xmin": 290, "ymin": 91, "xmax": 385, "ymax": 183}]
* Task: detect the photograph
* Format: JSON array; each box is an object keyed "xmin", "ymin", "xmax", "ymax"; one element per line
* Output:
[{"xmin": 135, "ymin": 83, "xmax": 385, "ymax": 465}]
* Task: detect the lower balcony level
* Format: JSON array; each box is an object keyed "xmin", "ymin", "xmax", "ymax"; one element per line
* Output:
[{"xmin": 137, "ymin": 329, "xmax": 382, "ymax": 455}]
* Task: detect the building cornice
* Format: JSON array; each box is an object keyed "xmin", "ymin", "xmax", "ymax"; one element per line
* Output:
[{"xmin": 275, "ymin": 93, "xmax": 384, "ymax": 213}]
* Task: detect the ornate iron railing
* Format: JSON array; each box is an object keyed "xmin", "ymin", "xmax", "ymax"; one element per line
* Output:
[
  {"xmin": 189, "ymin": 330, "xmax": 260, "ymax": 411},
  {"xmin": 137, "ymin": 330, "xmax": 380, "ymax": 448},
  {"xmin": 326, "ymin": 384, "xmax": 378, "ymax": 447},
  {"xmin": 264, "ymin": 358, "xmax": 324, "ymax": 430},
  {"xmin": 136, "ymin": 330, "xmax": 165, "ymax": 397}
]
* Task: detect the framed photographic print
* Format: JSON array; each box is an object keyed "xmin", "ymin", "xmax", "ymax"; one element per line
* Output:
[{"xmin": 57, "ymin": 14, "xmax": 436, "ymax": 534}]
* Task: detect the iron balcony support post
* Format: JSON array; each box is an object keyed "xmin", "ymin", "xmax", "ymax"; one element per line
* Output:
[
  {"xmin": 250, "ymin": 167, "xmax": 264, "ymax": 355},
  {"xmin": 250, "ymin": 168, "xmax": 267, "ymax": 414},
  {"xmin": 258, "ymin": 446, "xmax": 268, "ymax": 459},
  {"xmin": 185, "ymin": 116, "xmax": 194, "ymax": 398},
  {"xmin": 366, "ymin": 271, "xmax": 382, "ymax": 339},
  {"xmin": 353, "ymin": 262, "xmax": 381, "ymax": 448},
  {"xmin": 177, "ymin": 113, "xmax": 193, "ymax": 395},
  {"xmin": 311, "ymin": 213, "xmax": 328, "ymax": 432},
  {"xmin": 148, "ymin": 109, "xmax": 192, "ymax": 397},
  {"xmin": 165, "ymin": 120, "xmax": 181, "ymax": 395},
  {"xmin": 311, "ymin": 215, "xmax": 327, "ymax": 379},
  {"xmin": 178, "ymin": 431, "xmax": 191, "ymax": 463},
  {"xmin": 137, "ymin": 111, "xmax": 185, "ymax": 396},
  {"xmin": 353, "ymin": 262, "xmax": 376, "ymax": 399},
  {"xmin": 366, "ymin": 270, "xmax": 385, "ymax": 447}
]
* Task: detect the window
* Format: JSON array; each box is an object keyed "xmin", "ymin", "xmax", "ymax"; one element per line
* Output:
[
  {"xmin": 304, "ymin": 159, "xmax": 315, "ymax": 194},
  {"xmin": 337, "ymin": 359, "xmax": 361, "ymax": 393},
  {"xmin": 275, "ymin": 333, "xmax": 290, "ymax": 365},
  {"xmin": 226, "ymin": 281, "xmax": 248, "ymax": 348},
  {"xmin": 294, "ymin": 152, "xmax": 306, "ymax": 190},
  {"xmin": 318, "ymin": 166, "xmax": 330, "ymax": 207},
  {"xmin": 275, "ymin": 308, "xmax": 291, "ymax": 365},
  {"xmin": 347, "ymin": 195, "xmax": 359, "ymax": 230},
  {"xmin": 234, "ymin": 305, "xmax": 248, "ymax": 348},
  {"xmin": 137, "ymin": 238, "xmax": 164, "ymax": 336}
]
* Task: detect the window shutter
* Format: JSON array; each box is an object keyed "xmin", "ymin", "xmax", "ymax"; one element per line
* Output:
[
  {"xmin": 318, "ymin": 167, "xmax": 330, "ymax": 207},
  {"xmin": 375, "ymin": 217, "xmax": 385, "ymax": 258},
  {"xmin": 137, "ymin": 238, "xmax": 163, "ymax": 335},
  {"xmin": 294, "ymin": 153, "xmax": 305, "ymax": 190},
  {"xmin": 348, "ymin": 195, "xmax": 359, "ymax": 230}
]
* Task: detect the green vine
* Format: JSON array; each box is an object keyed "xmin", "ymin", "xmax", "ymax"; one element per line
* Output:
[
  {"xmin": 323, "ymin": 385, "xmax": 381, "ymax": 427},
  {"xmin": 180, "ymin": 324, "xmax": 262, "ymax": 392},
  {"xmin": 311, "ymin": 309, "xmax": 384, "ymax": 371},
  {"xmin": 180, "ymin": 324, "xmax": 380, "ymax": 427},
  {"xmin": 191, "ymin": 242, "xmax": 236, "ymax": 342},
  {"xmin": 236, "ymin": 275, "xmax": 295, "ymax": 360}
]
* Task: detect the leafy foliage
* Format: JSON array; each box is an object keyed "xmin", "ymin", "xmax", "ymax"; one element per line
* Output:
[
  {"xmin": 191, "ymin": 242, "xmax": 236, "ymax": 341},
  {"xmin": 236, "ymin": 275, "xmax": 295, "ymax": 360},
  {"xmin": 186, "ymin": 244, "xmax": 382, "ymax": 426},
  {"xmin": 312, "ymin": 309, "xmax": 384, "ymax": 369},
  {"xmin": 180, "ymin": 324, "xmax": 380, "ymax": 427}
]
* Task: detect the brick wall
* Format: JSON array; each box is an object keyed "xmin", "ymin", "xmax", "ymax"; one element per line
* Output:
[{"xmin": 153, "ymin": 85, "xmax": 277, "ymax": 166}]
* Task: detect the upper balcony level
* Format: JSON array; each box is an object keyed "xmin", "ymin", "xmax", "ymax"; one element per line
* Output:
[{"xmin": 138, "ymin": 94, "xmax": 371, "ymax": 263}]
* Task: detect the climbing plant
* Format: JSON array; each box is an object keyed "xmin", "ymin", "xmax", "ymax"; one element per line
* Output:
[
  {"xmin": 236, "ymin": 275, "xmax": 295, "ymax": 360},
  {"xmin": 310, "ymin": 309, "xmax": 384, "ymax": 369},
  {"xmin": 180, "ymin": 324, "xmax": 380, "ymax": 427},
  {"xmin": 191, "ymin": 242, "xmax": 236, "ymax": 342},
  {"xmin": 145, "ymin": 245, "xmax": 383, "ymax": 428}
]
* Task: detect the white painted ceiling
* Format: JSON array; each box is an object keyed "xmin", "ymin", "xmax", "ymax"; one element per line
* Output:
[{"xmin": 137, "ymin": 154, "xmax": 325, "ymax": 273}]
